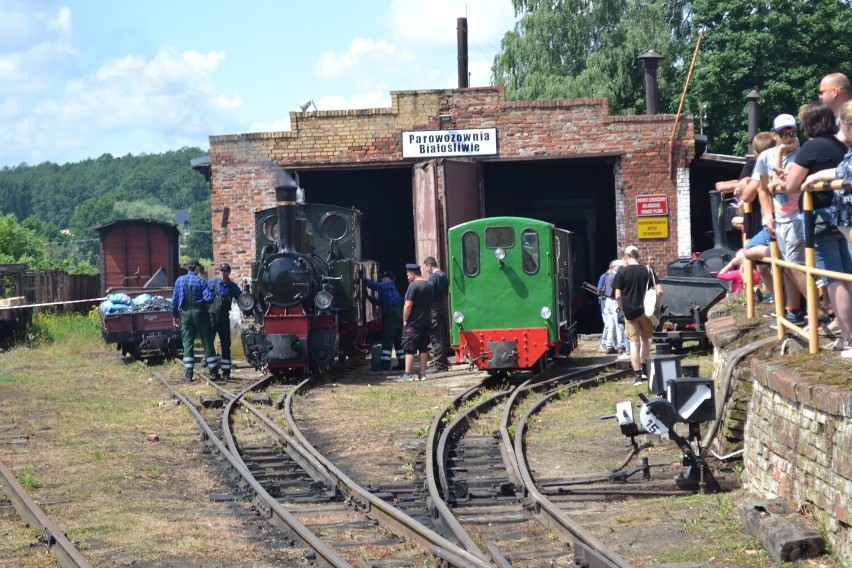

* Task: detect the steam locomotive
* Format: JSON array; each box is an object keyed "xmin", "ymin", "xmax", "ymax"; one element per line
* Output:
[{"xmin": 237, "ymin": 171, "xmax": 380, "ymax": 375}]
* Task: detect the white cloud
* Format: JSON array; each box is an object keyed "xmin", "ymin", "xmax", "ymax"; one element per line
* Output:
[
  {"xmin": 314, "ymin": 38, "xmax": 414, "ymax": 88},
  {"xmin": 388, "ymin": 0, "xmax": 517, "ymax": 47}
]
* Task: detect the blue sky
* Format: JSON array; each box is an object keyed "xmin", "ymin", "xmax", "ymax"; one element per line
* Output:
[{"xmin": 0, "ymin": 0, "xmax": 518, "ymax": 168}]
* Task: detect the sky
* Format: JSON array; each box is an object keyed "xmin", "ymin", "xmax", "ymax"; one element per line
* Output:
[{"xmin": 0, "ymin": 0, "xmax": 519, "ymax": 169}]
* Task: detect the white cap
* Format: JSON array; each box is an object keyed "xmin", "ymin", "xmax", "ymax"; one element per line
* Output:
[{"xmin": 772, "ymin": 114, "xmax": 796, "ymax": 132}]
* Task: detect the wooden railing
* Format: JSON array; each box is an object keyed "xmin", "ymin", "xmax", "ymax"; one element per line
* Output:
[{"xmin": 741, "ymin": 180, "xmax": 852, "ymax": 353}]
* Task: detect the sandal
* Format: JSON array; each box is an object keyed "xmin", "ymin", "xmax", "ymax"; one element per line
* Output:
[{"xmin": 824, "ymin": 338, "xmax": 847, "ymax": 351}]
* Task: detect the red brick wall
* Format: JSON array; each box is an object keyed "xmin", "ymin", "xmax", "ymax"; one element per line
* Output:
[{"xmin": 208, "ymin": 86, "xmax": 694, "ymax": 277}]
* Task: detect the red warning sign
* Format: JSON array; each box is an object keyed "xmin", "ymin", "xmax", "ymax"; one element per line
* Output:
[{"xmin": 636, "ymin": 194, "xmax": 668, "ymax": 217}]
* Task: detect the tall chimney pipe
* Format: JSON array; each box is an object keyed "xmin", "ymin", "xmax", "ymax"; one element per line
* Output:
[
  {"xmin": 638, "ymin": 50, "xmax": 664, "ymax": 115},
  {"xmin": 746, "ymin": 91, "xmax": 760, "ymax": 155},
  {"xmin": 274, "ymin": 171, "xmax": 298, "ymax": 253},
  {"xmin": 457, "ymin": 17, "xmax": 469, "ymax": 88}
]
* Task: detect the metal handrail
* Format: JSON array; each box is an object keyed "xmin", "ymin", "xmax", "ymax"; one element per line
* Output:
[{"xmin": 740, "ymin": 178, "xmax": 852, "ymax": 353}]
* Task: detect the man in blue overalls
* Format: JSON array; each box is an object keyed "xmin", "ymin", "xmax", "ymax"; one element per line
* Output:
[
  {"xmin": 171, "ymin": 259, "xmax": 219, "ymax": 382},
  {"xmin": 207, "ymin": 262, "xmax": 243, "ymax": 380},
  {"xmin": 363, "ymin": 270, "xmax": 404, "ymax": 370}
]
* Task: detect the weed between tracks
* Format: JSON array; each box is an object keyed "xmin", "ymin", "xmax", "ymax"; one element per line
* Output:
[{"xmin": 0, "ymin": 313, "xmax": 304, "ymax": 567}]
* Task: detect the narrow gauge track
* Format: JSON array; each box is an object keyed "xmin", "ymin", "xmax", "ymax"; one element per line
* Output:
[
  {"xmin": 0, "ymin": 459, "xmax": 93, "ymax": 568},
  {"xmin": 147, "ymin": 364, "xmax": 490, "ymax": 568},
  {"xmin": 426, "ymin": 365, "xmax": 638, "ymax": 568}
]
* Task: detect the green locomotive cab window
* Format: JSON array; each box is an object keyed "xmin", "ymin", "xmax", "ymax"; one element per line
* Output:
[
  {"xmin": 521, "ymin": 229, "xmax": 540, "ymax": 274},
  {"xmin": 462, "ymin": 231, "xmax": 480, "ymax": 276},
  {"xmin": 260, "ymin": 214, "xmax": 278, "ymax": 244},
  {"xmin": 320, "ymin": 212, "xmax": 349, "ymax": 242},
  {"xmin": 485, "ymin": 226, "xmax": 514, "ymax": 249}
]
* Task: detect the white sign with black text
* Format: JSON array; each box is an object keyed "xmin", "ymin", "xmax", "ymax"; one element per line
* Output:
[{"xmin": 402, "ymin": 128, "xmax": 497, "ymax": 159}]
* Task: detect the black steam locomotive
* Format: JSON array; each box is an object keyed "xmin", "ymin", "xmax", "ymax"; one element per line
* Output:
[{"xmin": 238, "ymin": 170, "xmax": 380, "ymax": 375}]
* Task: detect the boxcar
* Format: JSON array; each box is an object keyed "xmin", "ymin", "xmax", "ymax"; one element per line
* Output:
[
  {"xmin": 447, "ymin": 216, "xmax": 578, "ymax": 373},
  {"xmin": 96, "ymin": 219, "xmax": 182, "ymax": 359}
]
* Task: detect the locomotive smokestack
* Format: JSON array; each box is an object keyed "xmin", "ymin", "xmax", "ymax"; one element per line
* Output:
[{"xmin": 274, "ymin": 170, "xmax": 299, "ymax": 253}]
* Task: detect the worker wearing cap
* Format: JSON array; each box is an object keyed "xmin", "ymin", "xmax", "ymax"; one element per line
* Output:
[
  {"xmin": 396, "ymin": 263, "xmax": 433, "ymax": 381},
  {"xmin": 361, "ymin": 269, "xmax": 404, "ymax": 371},
  {"xmin": 171, "ymin": 259, "xmax": 219, "ymax": 382},
  {"xmin": 207, "ymin": 262, "xmax": 243, "ymax": 380}
]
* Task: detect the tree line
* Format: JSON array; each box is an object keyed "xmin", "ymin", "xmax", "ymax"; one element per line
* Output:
[
  {"xmin": 0, "ymin": 148, "xmax": 211, "ymax": 273},
  {"xmin": 492, "ymin": 0, "xmax": 852, "ymax": 156}
]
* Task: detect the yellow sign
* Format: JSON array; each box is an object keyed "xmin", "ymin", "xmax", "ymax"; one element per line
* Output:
[{"xmin": 637, "ymin": 217, "xmax": 669, "ymax": 239}]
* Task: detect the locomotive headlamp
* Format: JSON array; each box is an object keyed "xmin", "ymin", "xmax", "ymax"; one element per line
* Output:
[
  {"xmin": 314, "ymin": 290, "xmax": 334, "ymax": 310},
  {"xmin": 494, "ymin": 247, "xmax": 506, "ymax": 261},
  {"xmin": 453, "ymin": 310, "xmax": 465, "ymax": 324},
  {"xmin": 237, "ymin": 292, "xmax": 256, "ymax": 314},
  {"xmin": 540, "ymin": 306, "xmax": 552, "ymax": 319}
]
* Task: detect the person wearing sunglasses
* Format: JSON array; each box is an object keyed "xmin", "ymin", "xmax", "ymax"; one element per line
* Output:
[
  {"xmin": 751, "ymin": 114, "xmax": 808, "ymax": 327},
  {"xmin": 818, "ymin": 73, "xmax": 851, "ymax": 119}
]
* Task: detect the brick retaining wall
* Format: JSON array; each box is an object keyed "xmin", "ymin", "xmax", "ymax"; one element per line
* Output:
[
  {"xmin": 744, "ymin": 359, "xmax": 852, "ymax": 561},
  {"xmin": 706, "ymin": 307, "xmax": 851, "ymax": 562}
]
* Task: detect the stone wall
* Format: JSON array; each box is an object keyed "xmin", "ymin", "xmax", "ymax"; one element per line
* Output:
[
  {"xmin": 743, "ymin": 358, "xmax": 852, "ymax": 562},
  {"xmin": 207, "ymin": 87, "xmax": 694, "ymax": 276}
]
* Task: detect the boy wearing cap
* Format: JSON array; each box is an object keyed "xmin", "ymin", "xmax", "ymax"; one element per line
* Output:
[
  {"xmin": 171, "ymin": 260, "xmax": 219, "ymax": 382},
  {"xmin": 207, "ymin": 262, "xmax": 243, "ymax": 380},
  {"xmin": 362, "ymin": 270, "xmax": 404, "ymax": 371},
  {"xmin": 396, "ymin": 263, "xmax": 434, "ymax": 381},
  {"xmin": 752, "ymin": 113, "xmax": 807, "ymax": 326}
]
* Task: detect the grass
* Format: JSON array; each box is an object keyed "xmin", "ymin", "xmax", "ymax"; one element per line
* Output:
[{"xmin": 0, "ymin": 313, "xmax": 301, "ymax": 566}]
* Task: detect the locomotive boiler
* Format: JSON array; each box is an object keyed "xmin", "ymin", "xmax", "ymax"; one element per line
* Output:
[{"xmin": 238, "ymin": 171, "xmax": 380, "ymax": 375}]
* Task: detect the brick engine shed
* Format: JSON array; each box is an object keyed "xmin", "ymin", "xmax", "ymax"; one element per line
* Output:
[{"xmin": 205, "ymin": 86, "xmax": 730, "ymax": 331}]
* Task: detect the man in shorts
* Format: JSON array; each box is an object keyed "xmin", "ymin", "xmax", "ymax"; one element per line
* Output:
[
  {"xmin": 613, "ymin": 246, "xmax": 663, "ymax": 386},
  {"xmin": 754, "ymin": 113, "xmax": 807, "ymax": 325},
  {"xmin": 395, "ymin": 263, "xmax": 434, "ymax": 382}
]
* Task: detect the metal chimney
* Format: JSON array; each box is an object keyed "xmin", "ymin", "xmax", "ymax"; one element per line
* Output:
[
  {"xmin": 637, "ymin": 50, "xmax": 664, "ymax": 115},
  {"xmin": 746, "ymin": 91, "xmax": 760, "ymax": 155},
  {"xmin": 457, "ymin": 17, "xmax": 469, "ymax": 88}
]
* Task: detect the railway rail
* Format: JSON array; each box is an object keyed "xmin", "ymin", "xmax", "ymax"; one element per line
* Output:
[
  {"xmin": 0, "ymin": 459, "xmax": 93, "ymax": 568},
  {"xmin": 148, "ymin": 364, "xmax": 490, "ymax": 567},
  {"xmin": 424, "ymin": 365, "xmax": 639, "ymax": 567}
]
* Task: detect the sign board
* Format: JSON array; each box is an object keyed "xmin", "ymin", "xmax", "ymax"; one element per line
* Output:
[
  {"xmin": 637, "ymin": 217, "xmax": 669, "ymax": 239},
  {"xmin": 636, "ymin": 194, "xmax": 669, "ymax": 216},
  {"xmin": 402, "ymin": 128, "xmax": 497, "ymax": 159}
]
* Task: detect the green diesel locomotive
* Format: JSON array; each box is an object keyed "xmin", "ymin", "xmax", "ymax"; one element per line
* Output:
[{"xmin": 447, "ymin": 217, "xmax": 578, "ymax": 373}]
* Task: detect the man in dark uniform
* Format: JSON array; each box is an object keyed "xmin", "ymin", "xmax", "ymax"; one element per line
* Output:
[
  {"xmin": 362, "ymin": 270, "xmax": 404, "ymax": 371},
  {"xmin": 207, "ymin": 262, "xmax": 243, "ymax": 380},
  {"xmin": 171, "ymin": 259, "xmax": 219, "ymax": 382},
  {"xmin": 423, "ymin": 256, "xmax": 450, "ymax": 371},
  {"xmin": 396, "ymin": 263, "xmax": 433, "ymax": 382}
]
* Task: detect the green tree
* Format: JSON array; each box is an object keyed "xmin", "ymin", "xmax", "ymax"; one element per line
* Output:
[
  {"xmin": 492, "ymin": 0, "xmax": 692, "ymax": 115},
  {"xmin": 0, "ymin": 213, "xmax": 46, "ymax": 265},
  {"xmin": 686, "ymin": 0, "xmax": 852, "ymax": 155}
]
